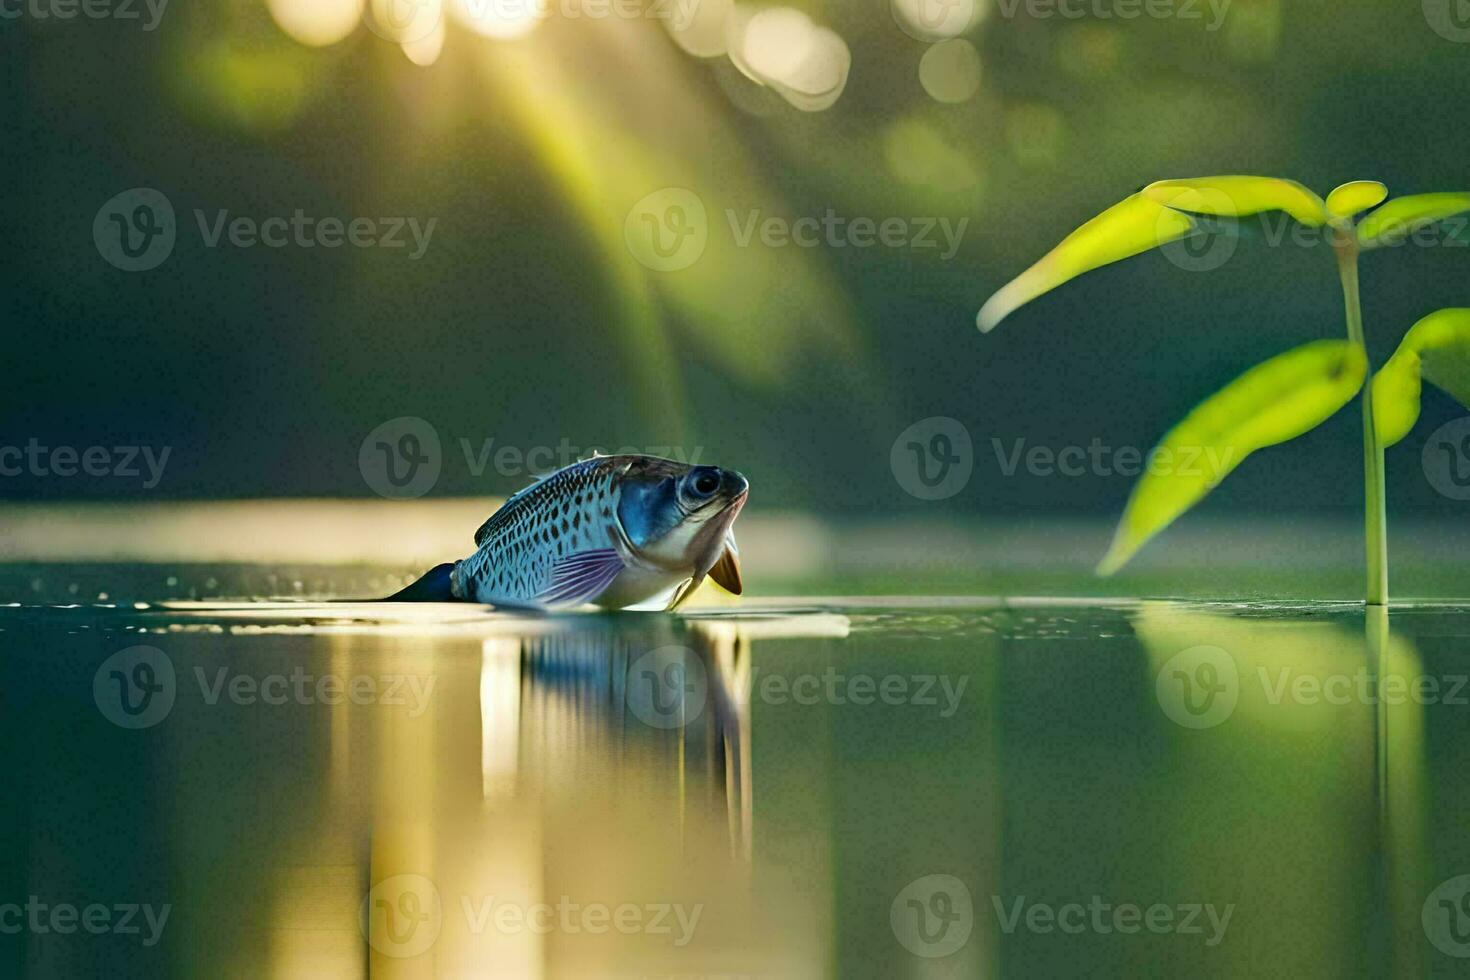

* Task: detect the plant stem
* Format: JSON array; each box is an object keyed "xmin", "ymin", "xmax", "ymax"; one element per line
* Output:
[{"xmin": 1336, "ymin": 239, "xmax": 1388, "ymax": 606}]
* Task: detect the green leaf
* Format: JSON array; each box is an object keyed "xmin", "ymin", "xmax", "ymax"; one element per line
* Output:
[
  {"xmin": 1357, "ymin": 193, "xmax": 1470, "ymax": 249},
  {"xmin": 1141, "ymin": 176, "xmax": 1329, "ymax": 227},
  {"xmin": 1099, "ymin": 340, "xmax": 1367, "ymax": 575},
  {"xmin": 1325, "ymin": 180, "xmax": 1388, "ymax": 220},
  {"xmin": 1372, "ymin": 309, "xmax": 1470, "ymax": 447},
  {"xmin": 1372, "ymin": 354, "xmax": 1422, "ymax": 449},
  {"xmin": 976, "ymin": 193, "xmax": 1196, "ymax": 332}
]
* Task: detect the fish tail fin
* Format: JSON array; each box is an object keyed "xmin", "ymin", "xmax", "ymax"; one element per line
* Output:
[{"xmin": 382, "ymin": 562, "xmax": 457, "ymax": 602}]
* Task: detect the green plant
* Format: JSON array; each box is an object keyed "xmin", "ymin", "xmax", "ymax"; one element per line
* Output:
[{"xmin": 977, "ymin": 177, "xmax": 1470, "ymax": 604}]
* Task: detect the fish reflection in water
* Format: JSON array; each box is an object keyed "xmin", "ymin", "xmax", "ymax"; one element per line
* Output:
[
  {"xmin": 486, "ymin": 616, "xmax": 764, "ymax": 852},
  {"xmin": 161, "ymin": 608, "xmax": 849, "ymax": 978}
]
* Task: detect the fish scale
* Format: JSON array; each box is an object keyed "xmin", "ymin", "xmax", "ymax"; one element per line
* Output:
[{"xmin": 451, "ymin": 456, "xmax": 626, "ymax": 604}]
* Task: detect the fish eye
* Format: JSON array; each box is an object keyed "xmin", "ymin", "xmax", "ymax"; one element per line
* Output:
[{"xmin": 689, "ymin": 469, "xmax": 720, "ymax": 497}]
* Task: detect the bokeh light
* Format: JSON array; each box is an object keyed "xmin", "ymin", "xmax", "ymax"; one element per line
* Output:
[
  {"xmin": 451, "ymin": 0, "xmax": 542, "ymax": 40},
  {"xmin": 890, "ymin": 0, "xmax": 984, "ymax": 43},
  {"xmin": 919, "ymin": 38, "xmax": 982, "ymax": 104},
  {"xmin": 183, "ymin": 40, "xmax": 316, "ymax": 130},
  {"xmin": 883, "ymin": 118, "xmax": 983, "ymax": 193},
  {"xmin": 726, "ymin": 4, "xmax": 850, "ymax": 112},
  {"xmin": 769, "ymin": 27, "xmax": 849, "ymax": 111},
  {"xmin": 402, "ymin": 16, "xmax": 446, "ymax": 64},
  {"xmin": 665, "ymin": 0, "xmax": 732, "ymax": 58},
  {"xmin": 265, "ymin": 0, "xmax": 365, "ymax": 47},
  {"xmin": 742, "ymin": 7, "xmax": 814, "ymax": 80}
]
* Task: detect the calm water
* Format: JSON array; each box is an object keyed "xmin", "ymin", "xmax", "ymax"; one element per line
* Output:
[{"xmin": 3, "ymin": 577, "xmax": 1470, "ymax": 977}]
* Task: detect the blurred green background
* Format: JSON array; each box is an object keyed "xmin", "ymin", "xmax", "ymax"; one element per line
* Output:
[{"xmin": 4, "ymin": 0, "xmax": 1469, "ymax": 523}]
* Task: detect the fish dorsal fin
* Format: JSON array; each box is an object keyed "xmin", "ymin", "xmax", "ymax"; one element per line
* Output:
[
  {"xmin": 474, "ymin": 471, "xmax": 552, "ymax": 546},
  {"xmin": 708, "ymin": 533, "xmax": 743, "ymax": 595},
  {"xmin": 473, "ymin": 507, "xmax": 509, "ymax": 547}
]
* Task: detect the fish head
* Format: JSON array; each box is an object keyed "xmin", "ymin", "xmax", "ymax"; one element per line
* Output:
[{"xmin": 615, "ymin": 458, "xmax": 749, "ymax": 578}]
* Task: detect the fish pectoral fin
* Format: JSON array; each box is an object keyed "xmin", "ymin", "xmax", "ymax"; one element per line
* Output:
[
  {"xmin": 533, "ymin": 549, "xmax": 626, "ymax": 608},
  {"xmin": 708, "ymin": 540, "xmax": 743, "ymax": 595}
]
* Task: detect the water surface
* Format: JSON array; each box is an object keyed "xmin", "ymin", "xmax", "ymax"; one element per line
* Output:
[{"xmin": 2, "ymin": 586, "xmax": 1469, "ymax": 977}]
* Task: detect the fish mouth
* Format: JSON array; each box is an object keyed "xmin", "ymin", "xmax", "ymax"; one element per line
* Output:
[
  {"xmin": 688, "ymin": 484, "xmax": 747, "ymax": 572},
  {"xmin": 721, "ymin": 470, "xmax": 750, "ymax": 512},
  {"xmin": 712, "ymin": 484, "xmax": 747, "ymax": 529},
  {"xmin": 702, "ymin": 489, "xmax": 745, "ymax": 538}
]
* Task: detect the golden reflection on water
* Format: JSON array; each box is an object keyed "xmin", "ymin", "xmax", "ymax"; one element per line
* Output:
[{"xmin": 239, "ymin": 612, "xmax": 844, "ymax": 977}]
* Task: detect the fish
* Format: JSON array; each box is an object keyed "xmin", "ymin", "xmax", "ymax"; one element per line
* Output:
[{"xmin": 385, "ymin": 454, "xmax": 748, "ymax": 610}]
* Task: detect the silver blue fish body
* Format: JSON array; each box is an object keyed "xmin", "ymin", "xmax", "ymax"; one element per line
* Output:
[{"xmin": 391, "ymin": 454, "xmax": 748, "ymax": 610}]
